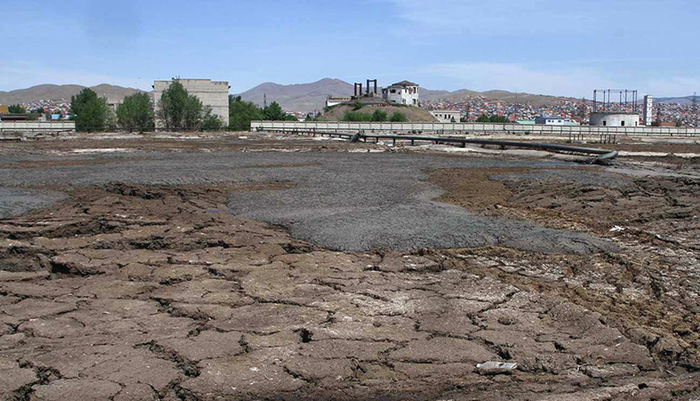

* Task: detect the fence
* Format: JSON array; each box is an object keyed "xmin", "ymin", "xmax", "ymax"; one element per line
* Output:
[
  {"xmin": 250, "ymin": 121, "xmax": 700, "ymax": 137},
  {"xmin": 0, "ymin": 121, "xmax": 76, "ymax": 134}
]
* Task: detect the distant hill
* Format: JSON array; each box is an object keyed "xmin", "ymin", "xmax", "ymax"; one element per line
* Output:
[
  {"xmin": 654, "ymin": 95, "xmax": 698, "ymax": 105},
  {"xmin": 0, "ymin": 84, "xmax": 142, "ymax": 105},
  {"xmin": 5, "ymin": 79, "xmax": 694, "ymax": 112},
  {"xmin": 237, "ymin": 78, "xmax": 583, "ymax": 111},
  {"xmin": 238, "ymin": 78, "xmax": 353, "ymax": 112},
  {"xmin": 420, "ymin": 87, "xmax": 578, "ymax": 107}
]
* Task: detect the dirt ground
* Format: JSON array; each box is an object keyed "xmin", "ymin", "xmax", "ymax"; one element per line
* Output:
[{"xmin": 1, "ymin": 133, "xmax": 700, "ymax": 400}]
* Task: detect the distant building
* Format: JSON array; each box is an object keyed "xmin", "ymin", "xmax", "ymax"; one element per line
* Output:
[
  {"xmin": 656, "ymin": 121, "xmax": 676, "ymax": 127},
  {"xmin": 589, "ymin": 112, "xmax": 639, "ymax": 127},
  {"xmin": 430, "ymin": 110, "xmax": 460, "ymax": 123},
  {"xmin": 534, "ymin": 116, "xmax": 578, "ymax": 126},
  {"xmin": 152, "ymin": 78, "xmax": 230, "ymax": 127},
  {"xmin": 0, "ymin": 113, "xmax": 31, "ymax": 121},
  {"xmin": 382, "ymin": 81, "xmax": 419, "ymax": 106},
  {"xmin": 326, "ymin": 96, "xmax": 351, "ymax": 108},
  {"xmin": 643, "ymin": 95, "xmax": 653, "ymax": 126},
  {"xmin": 107, "ymin": 98, "xmax": 123, "ymax": 113}
]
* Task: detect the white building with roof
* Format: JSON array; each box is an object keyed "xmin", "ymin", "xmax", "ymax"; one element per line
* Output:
[
  {"xmin": 589, "ymin": 112, "xmax": 639, "ymax": 127},
  {"xmin": 382, "ymin": 80, "xmax": 419, "ymax": 106},
  {"xmin": 534, "ymin": 116, "xmax": 578, "ymax": 126}
]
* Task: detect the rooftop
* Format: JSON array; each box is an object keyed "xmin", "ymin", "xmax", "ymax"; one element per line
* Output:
[
  {"xmin": 389, "ymin": 80, "xmax": 419, "ymax": 87},
  {"xmin": 590, "ymin": 111, "xmax": 640, "ymax": 115}
]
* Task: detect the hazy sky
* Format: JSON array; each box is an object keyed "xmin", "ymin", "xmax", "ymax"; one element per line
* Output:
[{"xmin": 2, "ymin": 0, "xmax": 698, "ymax": 97}]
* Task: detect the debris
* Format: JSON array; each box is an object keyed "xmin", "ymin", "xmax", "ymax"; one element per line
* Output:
[{"xmin": 476, "ymin": 361, "xmax": 518, "ymax": 375}]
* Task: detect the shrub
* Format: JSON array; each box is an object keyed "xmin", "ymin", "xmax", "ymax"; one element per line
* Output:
[
  {"xmin": 202, "ymin": 110, "xmax": 224, "ymax": 131},
  {"xmin": 389, "ymin": 112, "xmax": 408, "ymax": 122},
  {"xmin": 371, "ymin": 109, "xmax": 387, "ymax": 122},
  {"xmin": 342, "ymin": 110, "xmax": 372, "ymax": 122}
]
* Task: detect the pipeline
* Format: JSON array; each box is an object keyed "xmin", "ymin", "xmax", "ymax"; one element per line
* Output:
[
  {"xmin": 354, "ymin": 134, "xmax": 619, "ymax": 165},
  {"xmin": 277, "ymin": 130, "xmax": 619, "ymax": 165}
]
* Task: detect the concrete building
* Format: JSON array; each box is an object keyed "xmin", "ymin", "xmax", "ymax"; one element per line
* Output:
[
  {"xmin": 534, "ymin": 116, "xmax": 578, "ymax": 126},
  {"xmin": 382, "ymin": 81, "xmax": 419, "ymax": 106},
  {"xmin": 152, "ymin": 79, "xmax": 230, "ymax": 127},
  {"xmin": 643, "ymin": 95, "xmax": 654, "ymax": 126},
  {"xmin": 590, "ymin": 112, "xmax": 639, "ymax": 127},
  {"xmin": 430, "ymin": 110, "xmax": 460, "ymax": 123}
]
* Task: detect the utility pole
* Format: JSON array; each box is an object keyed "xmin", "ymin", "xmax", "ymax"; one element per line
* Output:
[{"xmin": 263, "ymin": 93, "xmax": 267, "ymax": 108}]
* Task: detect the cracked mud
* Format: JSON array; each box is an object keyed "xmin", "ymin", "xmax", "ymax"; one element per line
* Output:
[{"xmin": 1, "ymin": 136, "xmax": 699, "ymax": 400}]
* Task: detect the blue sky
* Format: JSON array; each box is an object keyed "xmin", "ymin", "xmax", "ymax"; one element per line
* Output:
[{"xmin": 1, "ymin": 0, "xmax": 698, "ymax": 97}]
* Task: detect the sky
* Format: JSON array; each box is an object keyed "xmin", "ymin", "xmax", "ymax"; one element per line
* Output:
[{"xmin": 1, "ymin": 0, "xmax": 699, "ymax": 97}]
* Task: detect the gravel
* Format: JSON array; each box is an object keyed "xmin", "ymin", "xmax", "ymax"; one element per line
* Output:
[{"xmin": 0, "ymin": 150, "xmax": 616, "ymax": 253}]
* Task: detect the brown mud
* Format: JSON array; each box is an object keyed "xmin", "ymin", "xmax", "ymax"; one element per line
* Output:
[{"xmin": 1, "ymin": 136, "xmax": 700, "ymax": 400}]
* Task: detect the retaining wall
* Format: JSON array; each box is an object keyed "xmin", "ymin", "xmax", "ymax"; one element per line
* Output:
[
  {"xmin": 0, "ymin": 121, "xmax": 76, "ymax": 133},
  {"xmin": 250, "ymin": 121, "xmax": 700, "ymax": 137}
]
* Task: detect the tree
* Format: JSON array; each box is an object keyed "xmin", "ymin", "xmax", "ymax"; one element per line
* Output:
[
  {"xmin": 262, "ymin": 102, "xmax": 287, "ymax": 120},
  {"xmin": 157, "ymin": 81, "xmax": 189, "ymax": 130},
  {"xmin": 371, "ymin": 109, "xmax": 387, "ymax": 122},
  {"xmin": 157, "ymin": 81, "xmax": 210, "ymax": 131},
  {"xmin": 8, "ymin": 104, "xmax": 24, "ymax": 113},
  {"xmin": 229, "ymin": 95, "xmax": 263, "ymax": 131},
  {"xmin": 489, "ymin": 115, "xmax": 510, "ymax": 123},
  {"xmin": 70, "ymin": 88, "xmax": 110, "ymax": 131},
  {"xmin": 476, "ymin": 114, "xmax": 509, "ymax": 123},
  {"xmin": 389, "ymin": 112, "xmax": 408, "ymax": 122},
  {"xmin": 201, "ymin": 107, "xmax": 224, "ymax": 131},
  {"xmin": 183, "ymin": 95, "xmax": 204, "ymax": 131},
  {"xmin": 116, "ymin": 92, "xmax": 154, "ymax": 132}
]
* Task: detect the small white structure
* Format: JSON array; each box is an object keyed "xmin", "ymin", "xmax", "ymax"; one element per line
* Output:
[
  {"xmin": 590, "ymin": 112, "xmax": 639, "ymax": 127},
  {"xmin": 643, "ymin": 95, "xmax": 654, "ymax": 126},
  {"xmin": 534, "ymin": 116, "xmax": 578, "ymax": 126},
  {"xmin": 153, "ymin": 78, "xmax": 230, "ymax": 126},
  {"xmin": 326, "ymin": 97, "xmax": 351, "ymax": 108},
  {"xmin": 430, "ymin": 110, "xmax": 460, "ymax": 123},
  {"xmin": 382, "ymin": 81, "xmax": 419, "ymax": 106},
  {"xmin": 107, "ymin": 97, "xmax": 123, "ymax": 113}
]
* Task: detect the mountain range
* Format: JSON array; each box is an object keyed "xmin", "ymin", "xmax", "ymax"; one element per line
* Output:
[
  {"xmin": 236, "ymin": 78, "xmax": 583, "ymax": 110},
  {"xmin": 1, "ymin": 79, "xmax": 695, "ymax": 112},
  {"xmin": 653, "ymin": 95, "xmax": 699, "ymax": 106},
  {"xmin": 0, "ymin": 84, "xmax": 141, "ymax": 105}
]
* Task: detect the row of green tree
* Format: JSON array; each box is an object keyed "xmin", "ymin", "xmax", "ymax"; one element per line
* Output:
[
  {"xmin": 71, "ymin": 82, "xmax": 226, "ymax": 132},
  {"xmin": 70, "ymin": 82, "xmax": 295, "ymax": 132},
  {"xmin": 5, "ymin": 104, "xmax": 43, "ymax": 120},
  {"xmin": 227, "ymin": 96, "xmax": 296, "ymax": 131},
  {"xmin": 8, "ymin": 104, "xmax": 24, "ymax": 113},
  {"xmin": 341, "ymin": 109, "xmax": 408, "ymax": 122},
  {"xmin": 475, "ymin": 114, "xmax": 510, "ymax": 123}
]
